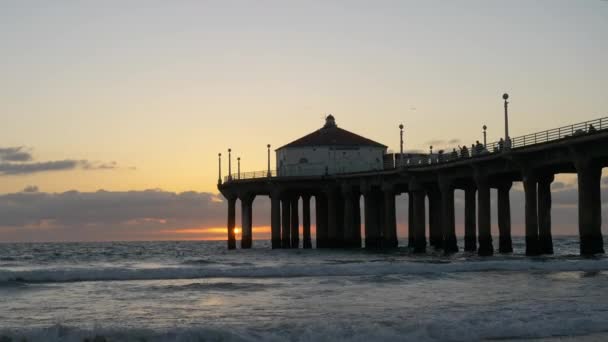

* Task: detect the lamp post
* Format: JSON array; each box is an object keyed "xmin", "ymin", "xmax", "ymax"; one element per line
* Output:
[
  {"xmin": 503, "ymin": 93, "xmax": 511, "ymax": 148},
  {"xmin": 227, "ymin": 148, "xmax": 232, "ymax": 181},
  {"xmin": 399, "ymin": 124, "xmax": 404, "ymax": 168},
  {"xmin": 217, "ymin": 153, "xmax": 222, "ymax": 185},
  {"xmin": 237, "ymin": 157, "xmax": 241, "ymax": 179},
  {"xmin": 267, "ymin": 144, "xmax": 271, "ymax": 177},
  {"xmin": 482, "ymin": 125, "xmax": 487, "ymax": 148}
]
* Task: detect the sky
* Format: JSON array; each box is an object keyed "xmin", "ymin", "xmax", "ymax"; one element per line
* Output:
[{"xmin": 0, "ymin": 1, "xmax": 607, "ymax": 242}]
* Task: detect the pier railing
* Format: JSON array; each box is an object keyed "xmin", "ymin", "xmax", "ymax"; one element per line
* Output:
[
  {"xmin": 397, "ymin": 116, "xmax": 608, "ymax": 167},
  {"xmin": 224, "ymin": 170, "xmax": 276, "ymax": 183},
  {"xmin": 509, "ymin": 117, "xmax": 605, "ymax": 149},
  {"xmin": 222, "ymin": 116, "xmax": 608, "ymax": 182}
]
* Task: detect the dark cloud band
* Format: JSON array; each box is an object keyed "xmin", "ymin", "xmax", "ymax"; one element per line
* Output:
[{"xmin": 0, "ymin": 146, "xmax": 119, "ymax": 176}]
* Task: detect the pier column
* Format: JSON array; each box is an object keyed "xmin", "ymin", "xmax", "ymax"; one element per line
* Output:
[
  {"xmin": 342, "ymin": 186, "xmax": 357, "ymax": 248},
  {"xmin": 382, "ymin": 183, "xmax": 398, "ymax": 248},
  {"xmin": 575, "ymin": 160, "xmax": 604, "ymax": 255},
  {"xmin": 302, "ymin": 195, "xmax": 312, "ymax": 249},
  {"xmin": 335, "ymin": 192, "xmax": 345, "ymax": 248},
  {"xmin": 353, "ymin": 192, "xmax": 362, "ymax": 248},
  {"xmin": 281, "ymin": 197, "xmax": 291, "ymax": 248},
  {"xmin": 475, "ymin": 173, "xmax": 493, "ymax": 256},
  {"xmin": 270, "ymin": 192, "xmax": 281, "ymax": 249},
  {"xmin": 363, "ymin": 186, "xmax": 381, "ymax": 248},
  {"xmin": 326, "ymin": 188, "xmax": 339, "ymax": 248},
  {"xmin": 227, "ymin": 196, "xmax": 237, "ymax": 250},
  {"xmin": 410, "ymin": 180, "xmax": 426, "ymax": 253},
  {"xmin": 290, "ymin": 196, "xmax": 300, "ymax": 248},
  {"xmin": 439, "ymin": 179, "xmax": 458, "ymax": 254},
  {"xmin": 522, "ymin": 171, "xmax": 540, "ymax": 256},
  {"xmin": 537, "ymin": 175, "xmax": 554, "ymax": 255},
  {"xmin": 241, "ymin": 194, "xmax": 253, "ymax": 249},
  {"xmin": 428, "ymin": 187, "xmax": 443, "ymax": 249},
  {"xmin": 316, "ymin": 194, "xmax": 328, "ymax": 248},
  {"xmin": 464, "ymin": 186, "xmax": 477, "ymax": 252},
  {"xmin": 408, "ymin": 193, "xmax": 414, "ymax": 248},
  {"xmin": 497, "ymin": 182, "xmax": 513, "ymax": 253}
]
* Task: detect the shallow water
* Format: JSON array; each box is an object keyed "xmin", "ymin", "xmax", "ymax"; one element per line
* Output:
[{"xmin": 1, "ymin": 237, "xmax": 607, "ymax": 341}]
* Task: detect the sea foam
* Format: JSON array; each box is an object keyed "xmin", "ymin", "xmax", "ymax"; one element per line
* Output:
[{"xmin": 1, "ymin": 257, "xmax": 608, "ymax": 284}]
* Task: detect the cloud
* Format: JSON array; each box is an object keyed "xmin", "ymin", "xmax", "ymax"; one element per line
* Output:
[
  {"xmin": 2, "ymin": 175, "xmax": 608, "ymax": 242},
  {"xmin": 425, "ymin": 139, "xmax": 462, "ymax": 150},
  {"xmin": 551, "ymin": 182, "xmax": 566, "ymax": 190},
  {"xmin": 22, "ymin": 185, "xmax": 39, "ymax": 193},
  {"xmin": 0, "ymin": 146, "xmax": 121, "ymax": 176},
  {"xmin": 0, "ymin": 189, "xmax": 246, "ymax": 242},
  {"xmin": 0, "ymin": 147, "xmax": 32, "ymax": 162},
  {"xmin": 80, "ymin": 161, "xmax": 118, "ymax": 170},
  {"xmin": 0, "ymin": 160, "xmax": 80, "ymax": 175}
]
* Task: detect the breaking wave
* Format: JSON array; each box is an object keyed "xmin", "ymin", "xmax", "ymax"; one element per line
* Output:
[
  {"xmin": 2, "ymin": 321, "xmax": 608, "ymax": 342},
  {"xmin": 2, "ymin": 257, "xmax": 608, "ymax": 284}
]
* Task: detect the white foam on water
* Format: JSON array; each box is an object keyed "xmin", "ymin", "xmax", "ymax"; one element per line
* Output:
[
  {"xmin": 2, "ymin": 319, "xmax": 608, "ymax": 342},
  {"xmin": 1, "ymin": 258, "xmax": 608, "ymax": 283}
]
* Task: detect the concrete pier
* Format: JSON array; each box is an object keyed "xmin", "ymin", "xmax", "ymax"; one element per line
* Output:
[
  {"xmin": 410, "ymin": 180, "xmax": 426, "ymax": 253},
  {"xmin": 290, "ymin": 196, "xmax": 299, "ymax": 248},
  {"xmin": 428, "ymin": 188, "xmax": 443, "ymax": 249},
  {"xmin": 227, "ymin": 196, "xmax": 236, "ymax": 250},
  {"xmin": 439, "ymin": 179, "xmax": 458, "ymax": 253},
  {"xmin": 382, "ymin": 184, "xmax": 398, "ymax": 248},
  {"xmin": 281, "ymin": 198, "xmax": 291, "ymax": 248},
  {"xmin": 302, "ymin": 195, "xmax": 312, "ymax": 249},
  {"xmin": 342, "ymin": 186, "xmax": 358, "ymax": 248},
  {"xmin": 576, "ymin": 160, "xmax": 604, "ymax": 255},
  {"xmin": 476, "ymin": 173, "xmax": 493, "ymax": 256},
  {"xmin": 316, "ymin": 194, "xmax": 328, "ymax": 248},
  {"xmin": 523, "ymin": 171, "xmax": 540, "ymax": 256},
  {"xmin": 464, "ymin": 187, "xmax": 477, "ymax": 252},
  {"xmin": 241, "ymin": 194, "xmax": 253, "ymax": 249},
  {"xmin": 353, "ymin": 193, "xmax": 362, "ymax": 248},
  {"xmin": 363, "ymin": 187, "xmax": 382, "ymax": 248},
  {"xmin": 407, "ymin": 195, "xmax": 414, "ymax": 248},
  {"xmin": 326, "ymin": 189, "xmax": 339, "ymax": 248},
  {"xmin": 537, "ymin": 175, "xmax": 553, "ymax": 254},
  {"xmin": 270, "ymin": 194, "xmax": 281, "ymax": 249},
  {"xmin": 497, "ymin": 182, "xmax": 513, "ymax": 253},
  {"xmin": 335, "ymin": 192, "xmax": 345, "ymax": 248},
  {"xmin": 219, "ymin": 118, "xmax": 608, "ymax": 256}
]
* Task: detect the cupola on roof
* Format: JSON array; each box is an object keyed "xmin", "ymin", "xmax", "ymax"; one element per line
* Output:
[{"xmin": 277, "ymin": 115, "xmax": 386, "ymax": 150}]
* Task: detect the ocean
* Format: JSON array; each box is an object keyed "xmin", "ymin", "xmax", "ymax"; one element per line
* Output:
[{"xmin": 1, "ymin": 237, "xmax": 608, "ymax": 341}]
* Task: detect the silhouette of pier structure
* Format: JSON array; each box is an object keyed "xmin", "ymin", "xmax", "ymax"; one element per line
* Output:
[{"xmin": 218, "ymin": 113, "xmax": 607, "ymax": 256}]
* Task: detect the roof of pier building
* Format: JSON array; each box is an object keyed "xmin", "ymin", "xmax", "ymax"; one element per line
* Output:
[{"xmin": 277, "ymin": 115, "xmax": 387, "ymax": 150}]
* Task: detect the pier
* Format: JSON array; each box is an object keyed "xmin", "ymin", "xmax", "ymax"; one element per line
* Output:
[{"xmin": 218, "ymin": 112, "xmax": 608, "ymax": 256}]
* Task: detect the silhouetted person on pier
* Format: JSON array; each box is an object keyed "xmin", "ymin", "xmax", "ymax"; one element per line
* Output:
[
  {"xmin": 451, "ymin": 148, "xmax": 458, "ymax": 160},
  {"xmin": 498, "ymin": 138, "xmax": 504, "ymax": 151},
  {"xmin": 475, "ymin": 141, "xmax": 484, "ymax": 155},
  {"xmin": 589, "ymin": 124, "xmax": 597, "ymax": 133},
  {"xmin": 460, "ymin": 145, "xmax": 469, "ymax": 158}
]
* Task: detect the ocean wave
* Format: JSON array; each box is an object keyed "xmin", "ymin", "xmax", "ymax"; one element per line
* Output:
[
  {"xmin": 0, "ymin": 324, "xmax": 254, "ymax": 342},
  {"xmin": 149, "ymin": 281, "xmax": 281, "ymax": 292},
  {"xmin": 2, "ymin": 320, "xmax": 608, "ymax": 342},
  {"xmin": 1, "ymin": 258, "xmax": 608, "ymax": 284},
  {"xmin": 180, "ymin": 258, "xmax": 254, "ymax": 267},
  {"xmin": 0, "ymin": 280, "xmax": 29, "ymax": 289}
]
